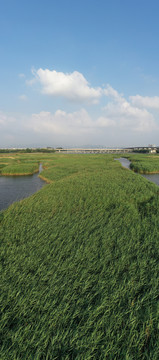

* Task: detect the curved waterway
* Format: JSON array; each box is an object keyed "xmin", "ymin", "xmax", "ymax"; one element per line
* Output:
[
  {"xmin": 116, "ymin": 157, "xmax": 131, "ymax": 170},
  {"xmin": 117, "ymin": 157, "xmax": 159, "ymax": 186},
  {"xmin": 0, "ymin": 164, "xmax": 46, "ymax": 211}
]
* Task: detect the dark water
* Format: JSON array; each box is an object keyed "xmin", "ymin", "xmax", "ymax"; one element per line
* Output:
[
  {"xmin": 117, "ymin": 157, "xmax": 159, "ymax": 186},
  {"xmin": 0, "ymin": 164, "xmax": 46, "ymax": 211}
]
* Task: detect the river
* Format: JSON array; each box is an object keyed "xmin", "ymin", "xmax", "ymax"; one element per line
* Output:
[
  {"xmin": 117, "ymin": 157, "xmax": 159, "ymax": 186},
  {"xmin": 0, "ymin": 164, "xmax": 46, "ymax": 211}
]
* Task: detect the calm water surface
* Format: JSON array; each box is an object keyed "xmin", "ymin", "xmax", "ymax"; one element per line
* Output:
[
  {"xmin": 115, "ymin": 157, "xmax": 131, "ymax": 169},
  {"xmin": 117, "ymin": 157, "xmax": 159, "ymax": 186},
  {"xmin": 0, "ymin": 164, "xmax": 46, "ymax": 211}
]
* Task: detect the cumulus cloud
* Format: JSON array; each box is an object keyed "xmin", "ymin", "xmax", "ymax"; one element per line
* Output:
[
  {"xmin": 29, "ymin": 108, "xmax": 120, "ymax": 136},
  {"xmin": 19, "ymin": 73, "xmax": 25, "ymax": 78},
  {"xmin": 0, "ymin": 99, "xmax": 158, "ymax": 148},
  {"xmin": 30, "ymin": 109, "xmax": 94, "ymax": 135},
  {"xmin": 97, "ymin": 116, "xmax": 116, "ymax": 127},
  {"xmin": 103, "ymin": 84, "xmax": 124, "ymax": 103},
  {"xmin": 130, "ymin": 95, "xmax": 159, "ymax": 109},
  {"xmin": 2, "ymin": 75, "xmax": 159, "ymax": 147},
  {"xmin": 0, "ymin": 111, "xmax": 21, "ymax": 146},
  {"xmin": 29, "ymin": 68, "xmax": 102, "ymax": 103},
  {"xmin": 25, "ymin": 84, "xmax": 157, "ymax": 137},
  {"xmin": 103, "ymin": 86, "xmax": 157, "ymax": 132},
  {"xmin": 0, "ymin": 111, "xmax": 15, "ymax": 126},
  {"xmin": 19, "ymin": 94, "xmax": 28, "ymax": 101},
  {"xmin": 28, "ymin": 101, "xmax": 156, "ymax": 137},
  {"xmin": 0, "ymin": 113, "xmax": 5, "ymax": 125}
]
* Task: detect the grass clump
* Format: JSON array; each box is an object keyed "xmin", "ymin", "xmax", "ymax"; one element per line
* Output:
[
  {"xmin": 127, "ymin": 154, "xmax": 159, "ymax": 173},
  {"xmin": 0, "ymin": 153, "xmax": 159, "ymax": 359},
  {"xmin": 0, "ymin": 162, "xmax": 39, "ymax": 176}
]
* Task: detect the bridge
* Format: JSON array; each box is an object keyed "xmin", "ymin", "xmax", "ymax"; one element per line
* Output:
[{"xmin": 55, "ymin": 147, "xmax": 157, "ymax": 154}]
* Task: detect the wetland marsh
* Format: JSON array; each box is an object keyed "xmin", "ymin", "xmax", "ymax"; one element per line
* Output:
[
  {"xmin": 117, "ymin": 156, "xmax": 159, "ymax": 186},
  {"xmin": 0, "ymin": 152, "xmax": 159, "ymax": 359},
  {"xmin": 0, "ymin": 170, "xmax": 45, "ymax": 211}
]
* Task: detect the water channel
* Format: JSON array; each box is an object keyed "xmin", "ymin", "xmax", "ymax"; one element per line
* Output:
[
  {"xmin": 117, "ymin": 157, "xmax": 159, "ymax": 186},
  {"xmin": 0, "ymin": 164, "xmax": 46, "ymax": 211},
  {"xmin": 1, "ymin": 158, "xmax": 159, "ymax": 212}
]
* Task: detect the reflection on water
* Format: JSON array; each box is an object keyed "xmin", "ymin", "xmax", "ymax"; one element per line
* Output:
[
  {"xmin": 0, "ymin": 164, "xmax": 46, "ymax": 211},
  {"xmin": 142, "ymin": 173, "xmax": 159, "ymax": 186},
  {"xmin": 39, "ymin": 163, "xmax": 43, "ymax": 173},
  {"xmin": 115, "ymin": 157, "xmax": 131, "ymax": 170},
  {"xmin": 116, "ymin": 157, "xmax": 159, "ymax": 186}
]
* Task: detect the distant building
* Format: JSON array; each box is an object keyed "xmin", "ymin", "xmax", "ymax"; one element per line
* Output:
[{"xmin": 149, "ymin": 148, "xmax": 156, "ymax": 154}]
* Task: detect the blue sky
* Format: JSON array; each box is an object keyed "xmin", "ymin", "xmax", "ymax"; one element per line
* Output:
[{"xmin": 1, "ymin": 0, "xmax": 159, "ymax": 147}]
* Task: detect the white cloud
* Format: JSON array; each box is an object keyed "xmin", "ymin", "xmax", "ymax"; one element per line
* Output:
[
  {"xmin": 103, "ymin": 84, "xmax": 124, "ymax": 103},
  {"xmin": 29, "ymin": 68, "xmax": 102, "ymax": 103},
  {"xmin": 103, "ymin": 86, "xmax": 157, "ymax": 132},
  {"xmin": 30, "ymin": 109, "xmax": 94, "ymax": 135},
  {"xmin": 19, "ymin": 94, "xmax": 28, "ymax": 101},
  {"xmin": 97, "ymin": 116, "xmax": 116, "ymax": 127},
  {"xmin": 0, "ymin": 112, "xmax": 19, "ymax": 145},
  {"xmin": 130, "ymin": 95, "xmax": 159, "ymax": 109},
  {"xmin": 28, "ymin": 100, "xmax": 156, "ymax": 137},
  {"xmin": 25, "ymin": 84, "xmax": 157, "ymax": 137},
  {"xmin": 0, "ymin": 113, "xmax": 5, "ymax": 125},
  {"xmin": 2, "ymin": 75, "xmax": 159, "ymax": 147},
  {"xmin": 0, "ymin": 98, "xmax": 159, "ymax": 148},
  {"xmin": 0, "ymin": 111, "xmax": 15, "ymax": 126},
  {"xmin": 19, "ymin": 73, "xmax": 25, "ymax": 78}
]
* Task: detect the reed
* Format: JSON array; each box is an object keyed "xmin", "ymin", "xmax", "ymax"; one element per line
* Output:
[{"xmin": 0, "ymin": 153, "xmax": 158, "ymax": 359}]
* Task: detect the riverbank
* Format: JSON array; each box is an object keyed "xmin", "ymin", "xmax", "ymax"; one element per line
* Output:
[
  {"xmin": 38, "ymin": 174, "xmax": 53, "ymax": 183},
  {"xmin": 0, "ymin": 170, "xmax": 46, "ymax": 211},
  {"xmin": 127, "ymin": 153, "xmax": 159, "ymax": 174},
  {"xmin": 0, "ymin": 169, "xmax": 39, "ymax": 176},
  {"xmin": 0, "ymin": 162, "xmax": 39, "ymax": 176},
  {"xmin": 117, "ymin": 157, "xmax": 159, "ymax": 187},
  {"xmin": 131, "ymin": 169, "xmax": 159, "ymax": 174}
]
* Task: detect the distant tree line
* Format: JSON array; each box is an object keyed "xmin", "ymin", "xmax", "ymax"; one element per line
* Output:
[
  {"xmin": 0, "ymin": 148, "xmax": 56, "ymax": 153},
  {"xmin": 133, "ymin": 148, "xmax": 159, "ymax": 154},
  {"xmin": 133, "ymin": 149, "xmax": 149, "ymax": 153}
]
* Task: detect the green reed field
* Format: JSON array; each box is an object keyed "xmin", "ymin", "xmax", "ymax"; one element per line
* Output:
[
  {"xmin": 0, "ymin": 155, "xmax": 39, "ymax": 175},
  {"xmin": 125, "ymin": 153, "xmax": 159, "ymax": 174},
  {"xmin": 0, "ymin": 153, "xmax": 159, "ymax": 359}
]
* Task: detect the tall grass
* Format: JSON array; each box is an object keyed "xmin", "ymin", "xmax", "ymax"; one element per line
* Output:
[
  {"xmin": 127, "ymin": 154, "xmax": 159, "ymax": 173},
  {"xmin": 0, "ymin": 153, "xmax": 159, "ymax": 359},
  {"xmin": 0, "ymin": 163, "xmax": 39, "ymax": 176}
]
